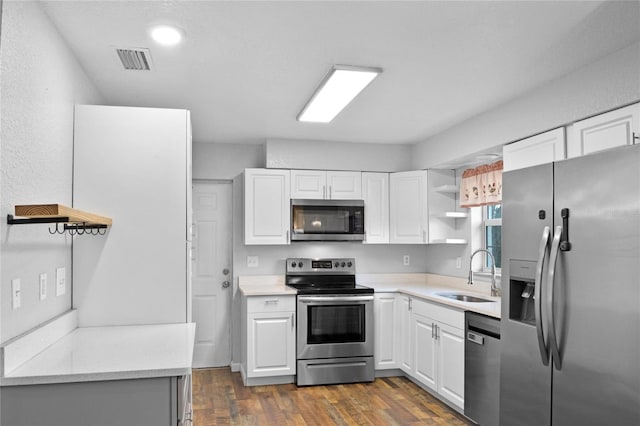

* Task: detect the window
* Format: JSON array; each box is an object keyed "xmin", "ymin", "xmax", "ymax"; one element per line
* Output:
[{"xmin": 484, "ymin": 204, "xmax": 502, "ymax": 270}]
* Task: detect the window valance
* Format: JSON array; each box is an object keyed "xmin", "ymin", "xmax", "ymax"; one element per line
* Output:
[{"xmin": 460, "ymin": 160, "xmax": 503, "ymax": 208}]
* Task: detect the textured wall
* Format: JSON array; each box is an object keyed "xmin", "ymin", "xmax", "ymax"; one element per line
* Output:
[
  {"xmin": 0, "ymin": 1, "xmax": 103, "ymax": 342},
  {"xmin": 266, "ymin": 138, "xmax": 413, "ymax": 172},
  {"xmin": 412, "ymin": 42, "xmax": 640, "ymax": 169}
]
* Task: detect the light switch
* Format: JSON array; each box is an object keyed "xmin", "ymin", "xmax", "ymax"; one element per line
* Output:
[
  {"xmin": 11, "ymin": 279, "xmax": 21, "ymax": 309},
  {"xmin": 56, "ymin": 267, "xmax": 66, "ymax": 296},
  {"xmin": 39, "ymin": 273, "xmax": 48, "ymax": 300},
  {"xmin": 247, "ymin": 256, "xmax": 259, "ymax": 268},
  {"xmin": 456, "ymin": 257, "xmax": 462, "ymax": 269}
]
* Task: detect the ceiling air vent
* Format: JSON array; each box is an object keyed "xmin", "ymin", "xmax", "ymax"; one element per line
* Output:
[{"xmin": 116, "ymin": 48, "xmax": 153, "ymax": 71}]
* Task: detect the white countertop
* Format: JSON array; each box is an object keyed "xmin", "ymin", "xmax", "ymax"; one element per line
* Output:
[
  {"xmin": 239, "ymin": 273, "xmax": 501, "ymax": 319},
  {"xmin": 1, "ymin": 323, "xmax": 196, "ymax": 386},
  {"xmin": 361, "ymin": 281, "xmax": 501, "ymax": 319}
]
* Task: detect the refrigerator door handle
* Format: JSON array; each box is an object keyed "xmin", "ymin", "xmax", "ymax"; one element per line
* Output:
[
  {"xmin": 534, "ymin": 226, "xmax": 551, "ymax": 366},
  {"xmin": 547, "ymin": 225, "xmax": 563, "ymax": 370}
]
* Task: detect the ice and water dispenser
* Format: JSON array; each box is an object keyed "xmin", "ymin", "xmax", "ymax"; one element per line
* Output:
[{"xmin": 508, "ymin": 259, "xmax": 537, "ymax": 324}]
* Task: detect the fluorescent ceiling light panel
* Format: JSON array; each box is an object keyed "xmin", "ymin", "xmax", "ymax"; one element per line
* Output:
[{"xmin": 298, "ymin": 65, "xmax": 382, "ymax": 123}]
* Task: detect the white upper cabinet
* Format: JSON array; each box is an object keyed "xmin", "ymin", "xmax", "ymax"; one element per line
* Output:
[
  {"xmin": 290, "ymin": 170, "xmax": 361, "ymax": 199},
  {"xmin": 390, "ymin": 170, "xmax": 428, "ymax": 244},
  {"xmin": 362, "ymin": 172, "xmax": 389, "ymax": 244},
  {"xmin": 569, "ymin": 103, "xmax": 639, "ymax": 158},
  {"xmin": 327, "ymin": 171, "xmax": 362, "ymax": 199},
  {"xmin": 503, "ymin": 128, "xmax": 566, "ymax": 172},
  {"xmin": 244, "ymin": 168, "xmax": 291, "ymax": 245},
  {"xmin": 290, "ymin": 170, "xmax": 325, "ymax": 199}
]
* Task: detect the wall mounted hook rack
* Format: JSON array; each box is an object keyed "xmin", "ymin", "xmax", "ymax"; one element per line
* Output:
[{"xmin": 7, "ymin": 204, "xmax": 112, "ymax": 236}]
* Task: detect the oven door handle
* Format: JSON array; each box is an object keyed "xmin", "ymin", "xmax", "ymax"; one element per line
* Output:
[{"xmin": 299, "ymin": 295, "xmax": 374, "ymax": 303}]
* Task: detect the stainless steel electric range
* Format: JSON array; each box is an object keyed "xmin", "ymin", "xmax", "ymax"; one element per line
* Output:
[{"xmin": 286, "ymin": 258, "xmax": 375, "ymax": 386}]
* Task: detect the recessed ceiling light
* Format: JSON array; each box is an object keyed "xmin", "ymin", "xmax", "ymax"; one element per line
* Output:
[
  {"xmin": 150, "ymin": 25, "xmax": 183, "ymax": 46},
  {"xmin": 298, "ymin": 65, "xmax": 382, "ymax": 123}
]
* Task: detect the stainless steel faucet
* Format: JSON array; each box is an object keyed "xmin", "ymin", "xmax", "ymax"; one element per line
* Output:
[{"xmin": 468, "ymin": 249, "xmax": 500, "ymax": 297}]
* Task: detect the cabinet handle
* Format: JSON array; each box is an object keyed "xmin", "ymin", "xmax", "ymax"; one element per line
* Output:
[
  {"xmin": 435, "ymin": 324, "xmax": 439, "ymax": 340},
  {"xmin": 432, "ymin": 323, "xmax": 435, "ymax": 339},
  {"xmin": 329, "ymin": 185, "xmax": 332, "ymax": 199},
  {"xmin": 286, "ymin": 230, "xmax": 290, "ymax": 244},
  {"xmin": 291, "ymin": 313, "xmax": 294, "ymax": 330},
  {"xmin": 408, "ymin": 298, "xmax": 412, "ymax": 311},
  {"xmin": 264, "ymin": 299, "xmax": 279, "ymax": 305},
  {"xmin": 323, "ymin": 186, "xmax": 326, "ymax": 199}
]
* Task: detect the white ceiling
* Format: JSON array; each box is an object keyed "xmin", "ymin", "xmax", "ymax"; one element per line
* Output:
[{"xmin": 41, "ymin": 1, "xmax": 640, "ymax": 146}]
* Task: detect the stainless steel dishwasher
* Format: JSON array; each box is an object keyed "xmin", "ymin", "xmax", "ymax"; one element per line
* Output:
[{"xmin": 465, "ymin": 311, "xmax": 501, "ymax": 425}]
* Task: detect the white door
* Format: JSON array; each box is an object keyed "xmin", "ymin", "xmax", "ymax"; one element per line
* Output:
[
  {"xmin": 290, "ymin": 169, "xmax": 326, "ymax": 199},
  {"xmin": 362, "ymin": 172, "xmax": 389, "ymax": 244},
  {"xmin": 326, "ymin": 171, "xmax": 362, "ymax": 199},
  {"xmin": 437, "ymin": 322, "xmax": 465, "ymax": 409},
  {"xmin": 502, "ymin": 128, "xmax": 566, "ymax": 172},
  {"xmin": 569, "ymin": 103, "xmax": 639, "ymax": 158},
  {"xmin": 192, "ymin": 182, "xmax": 232, "ymax": 368},
  {"xmin": 413, "ymin": 314, "xmax": 437, "ymax": 392}
]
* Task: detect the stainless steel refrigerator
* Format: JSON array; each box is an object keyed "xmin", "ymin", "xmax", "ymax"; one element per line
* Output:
[{"xmin": 500, "ymin": 143, "xmax": 640, "ymax": 425}]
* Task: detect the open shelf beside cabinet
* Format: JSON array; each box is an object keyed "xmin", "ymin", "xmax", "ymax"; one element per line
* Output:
[
  {"xmin": 436, "ymin": 211, "xmax": 468, "ymax": 219},
  {"xmin": 434, "ymin": 184, "xmax": 459, "ymax": 194},
  {"xmin": 7, "ymin": 204, "xmax": 112, "ymax": 235},
  {"xmin": 429, "ymin": 238, "xmax": 468, "ymax": 244}
]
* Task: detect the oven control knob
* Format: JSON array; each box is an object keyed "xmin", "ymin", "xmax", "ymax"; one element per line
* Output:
[
  {"xmin": 334, "ymin": 262, "xmax": 340, "ymax": 268},
  {"xmin": 347, "ymin": 261, "xmax": 353, "ymax": 268},
  {"xmin": 291, "ymin": 262, "xmax": 297, "ymax": 268},
  {"xmin": 298, "ymin": 262, "xmax": 303, "ymax": 268},
  {"xmin": 341, "ymin": 262, "xmax": 346, "ymax": 267}
]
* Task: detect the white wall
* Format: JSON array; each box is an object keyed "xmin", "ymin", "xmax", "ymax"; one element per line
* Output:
[
  {"xmin": 0, "ymin": 1, "xmax": 104, "ymax": 342},
  {"xmin": 266, "ymin": 138, "xmax": 413, "ymax": 172},
  {"xmin": 193, "ymin": 142, "xmax": 265, "ymax": 180},
  {"xmin": 412, "ymin": 41, "xmax": 640, "ymax": 169}
]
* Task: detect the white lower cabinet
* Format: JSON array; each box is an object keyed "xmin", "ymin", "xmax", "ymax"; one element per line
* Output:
[
  {"xmin": 374, "ymin": 293, "xmax": 400, "ymax": 369},
  {"xmin": 397, "ymin": 295, "xmax": 465, "ymax": 410},
  {"xmin": 241, "ymin": 295, "xmax": 296, "ymax": 384}
]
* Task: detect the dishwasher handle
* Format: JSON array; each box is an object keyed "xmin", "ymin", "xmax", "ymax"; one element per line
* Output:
[{"xmin": 467, "ymin": 331, "xmax": 485, "ymax": 345}]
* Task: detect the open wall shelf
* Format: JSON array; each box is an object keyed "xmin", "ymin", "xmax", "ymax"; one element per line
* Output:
[{"xmin": 7, "ymin": 204, "xmax": 112, "ymax": 235}]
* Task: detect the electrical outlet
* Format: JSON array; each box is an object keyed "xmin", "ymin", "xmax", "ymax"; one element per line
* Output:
[
  {"xmin": 11, "ymin": 279, "xmax": 21, "ymax": 309},
  {"xmin": 456, "ymin": 257, "xmax": 462, "ymax": 269},
  {"xmin": 247, "ymin": 256, "xmax": 259, "ymax": 268},
  {"xmin": 39, "ymin": 273, "xmax": 48, "ymax": 300},
  {"xmin": 403, "ymin": 255, "xmax": 410, "ymax": 266},
  {"xmin": 56, "ymin": 267, "xmax": 66, "ymax": 296}
]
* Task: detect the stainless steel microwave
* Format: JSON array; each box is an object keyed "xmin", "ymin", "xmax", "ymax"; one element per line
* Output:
[{"xmin": 291, "ymin": 199, "xmax": 365, "ymax": 241}]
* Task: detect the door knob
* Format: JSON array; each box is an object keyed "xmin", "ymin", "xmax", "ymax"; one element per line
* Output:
[
  {"xmin": 222, "ymin": 268, "xmax": 229, "ymax": 275},
  {"xmin": 222, "ymin": 281, "xmax": 230, "ymax": 288}
]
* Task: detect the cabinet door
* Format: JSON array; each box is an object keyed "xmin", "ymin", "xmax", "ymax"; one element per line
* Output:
[
  {"xmin": 290, "ymin": 170, "xmax": 326, "ymax": 199},
  {"xmin": 570, "ymin": 103, "xmax": 639, "ymax": 158},
  {"xmin": 413, "ymin": 313, "xmax": 437, "ymax": 392},
  {"xmin": 437, "ymin": 322, "xmax": 465, "ymax": 409},
  {"xmin": 399, "ymin": 296, "xmax": 413, "ymax": 374},
  {"xmin": 374, "ymin": 293, "xmax": 398, "ymax": 369},
  {"xmin": 390, "ymin": 171, "xmax": 428, "ymax": 244},
  {"xmin": 503, "ymin": 128, "xmax": 566, "ymax": 172},
  {"xmin": 327, "ymin": 171, "xmax": 362, "ymax": 199},
  {"xmin": 247, "ymin": 311, "xmax": 296, "ymax": 377},
  {"xmin": 362, "ymin": 172, "xmax": 389, "ymax": 244},
  {"xmin": 244, "ymin": 169, "xmax": 290, "ymax": 245}
]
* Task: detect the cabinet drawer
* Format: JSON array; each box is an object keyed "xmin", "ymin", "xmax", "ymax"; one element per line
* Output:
[
  {"xmin": 412, "ymin": 297, "xmax": 464, "ymax": 329},
  {"xmin": 247, "ymin": 295, "xmax": 296, "ymax": 313}
]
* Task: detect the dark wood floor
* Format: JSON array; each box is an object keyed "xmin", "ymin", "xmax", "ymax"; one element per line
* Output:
[{"xmin": 193, "ymin": 368, "xmax": 472, "ymax": 425}]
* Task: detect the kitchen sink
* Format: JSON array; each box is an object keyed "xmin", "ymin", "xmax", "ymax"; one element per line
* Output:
[{"xmin": 436, "ymin": 292, "xmax": 494, "ymax": 303}]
